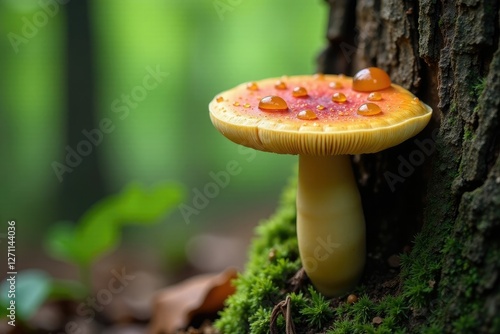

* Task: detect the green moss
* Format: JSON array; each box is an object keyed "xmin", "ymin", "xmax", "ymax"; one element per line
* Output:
[
  {"xmin": 415, "ymin": 199, "xmax": 491, "ymax": 333},
  {"xmin": 463, "ymin": 128, "xmax": 474, "ymax": 141},
  {"xmin": 438, "ymin": 18, "xmax": 444, "ymax": 28},
  {"xmin": 452, "ymin": 314, "xmax": 479, "ymax": 333},
  {"xmin": 248, "ymin": 307, "xmax": 272, "ymax": 334},
  {"xmin": 215, "ymin": 177, "xmax": 416, "ymax": 333},
  {"xmin": 399, "ymin": 221, "xmax": 443, "ymax": 311},
  {"xmin": 215, "ymin": 162, "xmax": 486, "ymax": 332},
  {"xmin": 214, "ymin": 178, "xmax": 300, "ymax": 334},
  {"xmin": 301, "ymin": 286, "xmax": 335, "ymax": 329},
  {"xmin": 450, "ymin": 102, "xmax": 457, "ymax": 113},
  {"xmin": 470, "ymin": 77, "xmax": 487, "ymax": 116},
  {"xmin": 470, "ymin": 77, "xmax": 487, "ymax": 100},
  {"xmin": 420, "ymin": 324, "xmax": 443, "ymax": 334}
]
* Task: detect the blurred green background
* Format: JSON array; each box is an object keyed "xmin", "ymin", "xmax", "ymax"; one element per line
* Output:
[{"xmin": 0, "ymin": 0, "xmax": 325, "ymax": 278}]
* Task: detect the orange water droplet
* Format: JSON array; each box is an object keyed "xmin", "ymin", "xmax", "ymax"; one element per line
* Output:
[
  {"xmin": 332, "ymin": 92, "xmax": 347, "ymax": 103},
  {"xmin": 352, "ymin": 67, "xmax": 392, "ymax": 92},
  {"xmin": 258, "ymin": 96, "xmax": 288, "ymax": 111},
  {"xmin": 329, "ymin": 81, "xmax": 344, "ymax": 89},
  {"xmin": 313, "ymin": 73, "xmax": 325, "ymax": 80},
  {"xmin": 413, "ymin": 97, "xmax": 419, "ymax": 101},
  {"xmin": 297, "ymin": 109, "xmax": 317, "ymax": 120},
  {"xmin": 275, "ymin": 80, "xmax": 287, "ymax": 90},
  {"xmin": 357, "ymin": 103, "xmax": 382, "ymax": 116},
  {"xmin": 367, "ymin": 92, "xmax": 382, "ymax": 101},
  {"xmin": 244, "ymin": 103, "xmax": 251, "ymax": 108},
  {"xmin": 233, "ymin": 102, "xmax": 240, "ymax": 106},
  {"xmin": 216, "ymin": 96, "xmax": 224, "ymax": 102},
  {"xmin": 292, "ymin": 86, "xmax": 308, "ymax": 97},
  {"xmin": 246, "ymin": 82, "xmax": 259, "ymax": 91},
  {"xmin": 316, "ymin": 104, "xmax": 325, "ymax": 110}
]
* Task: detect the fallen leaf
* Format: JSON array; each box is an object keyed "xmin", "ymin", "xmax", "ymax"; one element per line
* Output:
[{"xmin": 149, "ymin": 268, "xmax": 237, "ymax": 334}]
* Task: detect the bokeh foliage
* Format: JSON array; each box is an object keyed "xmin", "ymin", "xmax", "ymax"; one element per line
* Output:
[{"xmin": 0, "ymin": 0, "xmax": 325, "ymax": 260}]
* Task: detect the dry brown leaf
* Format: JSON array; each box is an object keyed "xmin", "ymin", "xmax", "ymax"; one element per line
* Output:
[{"xmin": 149, "ymin": 268, "xmax": 237, "ymax": 334}]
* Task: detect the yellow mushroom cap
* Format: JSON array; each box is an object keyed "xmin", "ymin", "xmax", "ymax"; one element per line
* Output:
[{"xmin": 209, "ymin": 74, "xmax": 432, "ymax": 156}]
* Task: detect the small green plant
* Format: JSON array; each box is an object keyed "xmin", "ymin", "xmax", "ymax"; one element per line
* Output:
[
  {"xmin": 0, "ymin": 182, "xmax": 184, "ymax": 323},
  {"xmin": 44, "ymin": 181, "xmax": 184, "ymax": 287}
]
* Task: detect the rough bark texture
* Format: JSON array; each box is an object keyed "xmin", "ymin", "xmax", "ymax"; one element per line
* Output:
[{"xmin": 318, "ymin": 0, "xmax": 499, "ymax": 332}]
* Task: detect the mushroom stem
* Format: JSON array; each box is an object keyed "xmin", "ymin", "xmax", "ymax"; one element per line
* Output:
[{"xmin": 296, "ymin": 155, "xmax": 365, "ymax": 296}]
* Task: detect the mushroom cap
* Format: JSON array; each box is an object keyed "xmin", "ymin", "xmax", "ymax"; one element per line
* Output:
[{"xmin": 209, "ymin": 74, "xmax": 432, "ymax": 155}]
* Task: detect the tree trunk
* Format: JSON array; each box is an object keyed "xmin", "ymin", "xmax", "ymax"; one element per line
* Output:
[
  {"xmin": 318, "ymin": 0, "xmax": 499, "ymax": 331},
  {"xmin": 60, "ymin": 0, "xmax": 105, "ymax": 221}
]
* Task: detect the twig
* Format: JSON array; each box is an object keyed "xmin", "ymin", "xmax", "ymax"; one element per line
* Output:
[
  {"xmin": 288, "ymin": 267, "xmax": 309, "ymax": 293},
  {"xmin": 270, "ymin": 295, "xmax": 296, "ymax": 334}
]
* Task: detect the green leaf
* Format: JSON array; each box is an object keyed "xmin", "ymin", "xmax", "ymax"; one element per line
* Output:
[
  {"xmin": 115, "ymin": 181, "xmax": 185, "ymax": 223},
  {"xmin": 45, "ymin": 182, "xmax": 184, "ymax": 268},
  {"xmin": 43, "ymin": 221, "xmax": 78, "ymax": 263},
  {"xmin": 0, "ymin": 270, "xmax": 52, "ymax": 321},
  {"xmin": 74, "ymin": 211, "xmax": 120, "ymax": 266}
]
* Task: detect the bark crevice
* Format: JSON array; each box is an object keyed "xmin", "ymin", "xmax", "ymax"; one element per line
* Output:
[{"xmin": 320, "ymin": 0, "xmax": 500, "ymax": 331}]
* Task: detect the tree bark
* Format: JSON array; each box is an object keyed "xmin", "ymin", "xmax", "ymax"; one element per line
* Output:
[{"xmin": 319, "ymin": 0, "xmax": 499, "ymax": 332}]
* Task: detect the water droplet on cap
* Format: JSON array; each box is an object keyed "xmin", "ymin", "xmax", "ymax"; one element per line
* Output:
[
  {"xmin": 357, "ymin": 103, "xmax": 382, "ymax": 116},
  {"xmin": 353, "ymin": 67, "xmax": 391, "ymax": 92},
  {"xmin": 246, "ymin": 82, "xmax": 259, "ymax": 91},
  {"xmin": 292, "ymin": 87, "xmax": 308, "ymax": 98},
  {"xmin": 258, "ymin": 96, "xmax": 288, "ymax": 111},
  {"xmin": 367, "ymin": 92, "xmax": 382, "ymax": 101},
  {"xmin": 329, "ymin": 81, "xmax": 344, "ymax": 89},
  {"xmin": 274, "ymin": 80, "xmax": 287, "ymax": 90},
  {"xmin": 297, "ymin": 110, "xmax": 317, "ymax": 120},
  {"xmin": 332, "ymin": 92, "xmax": 347, "ymax": 103}
]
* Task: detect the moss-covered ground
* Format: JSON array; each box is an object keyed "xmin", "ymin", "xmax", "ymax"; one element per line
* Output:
[{"xmin": 214, "ymin": 176, "xmax": 445, "ymax": 334}]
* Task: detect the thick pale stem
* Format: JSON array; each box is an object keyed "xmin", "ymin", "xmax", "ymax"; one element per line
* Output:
[{"xmin": 296, "ymin": 155, "xmax": 365, "ymax": 296}]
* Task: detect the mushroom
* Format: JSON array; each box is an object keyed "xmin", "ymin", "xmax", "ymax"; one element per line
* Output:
[{"xmin": 208, "ymin": 68, "xmax": 432, "ymax": 296}]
